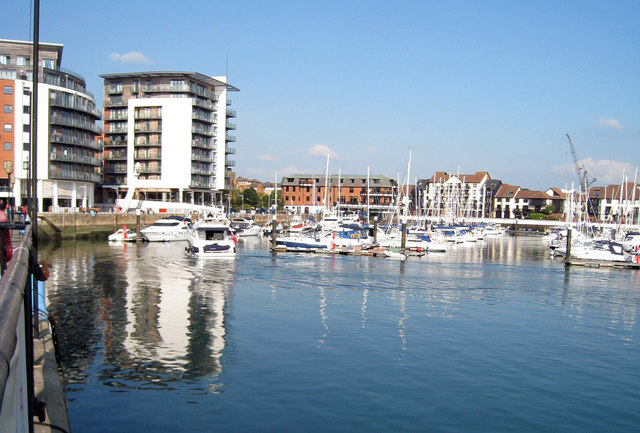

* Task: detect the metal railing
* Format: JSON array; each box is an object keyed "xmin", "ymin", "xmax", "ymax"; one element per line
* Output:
[{"xmin": 0, "ymin": 223, "xmax": 38, "ymax": 431}]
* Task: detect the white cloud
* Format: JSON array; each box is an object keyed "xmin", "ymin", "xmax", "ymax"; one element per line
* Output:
[
  {"xmin": 581, "ymin": 158, "xmax": 633, "ymax": 184},
  {"xmin": 308, "ymin": 144, "xmax": 340, "ymax": 159},
  {"xmin": 597, "ymin": 117, "xmax": 622, "ymax": 130},
  {"xmin": 553, "ymin": 158, "xmax": 634, "ymax": 185},
  {"xmin": 258, "ymin": 154, "xmax": 278, "ymax": 162},
  {"xmin": 280, "ymin": 165, "xmax": 301, "ymax": 176},
  {"xmin": 109, "ymin": 52, "xmax": 151, "ymax": 63}
]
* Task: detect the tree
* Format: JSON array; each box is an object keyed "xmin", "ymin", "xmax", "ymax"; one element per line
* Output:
[{"xmin": 243, "ymin": 188, "xmax": 259, "ymax": 207}]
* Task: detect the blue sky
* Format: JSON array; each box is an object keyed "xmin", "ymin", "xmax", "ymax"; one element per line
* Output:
[{"xmin": 5, "ymin": 0, "xmax": 639, "ymax": 190}]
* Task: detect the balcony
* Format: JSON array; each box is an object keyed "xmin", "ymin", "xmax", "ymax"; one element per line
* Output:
[
  {"xmin": 49, "ymin": 133, "xmax": 102, "ymax": 151},
  {"xmin": 225, "ymin": 146, "xmax": 236, "ymax": 155},
  {"xmin": 192, "ymin": 112, "xmax": 214, "ymax": 123},
  {"xmin": 134, "ymin": 124, "xmax": 162, "ymax": 133},
  {"xmin": 104, "ymin": 151, "xmax": 127, "ymax": 161},
  {"xmin": 138, "ymin": 166, "xmax": 161, "ymax": 174},
  {"xmin": 226, "ymin": 108, "xmax": 236, "ymax": 118},
  {"xmin": 225, "ymin": 158, "xmax": 236, "ymax": 167},
  {"xmin": 225, "ymin": 121, "xmax": 236, "ymax": 130},
  {"xmin": 49, "ymin": 95, "xmax": 102, "ymax": 119},
  {"xmin": 103, "ymin": 139, "xmax": 127, "ymax": 148},
  {"xmin": 191, "ymin": 139, "xmax": 213, "ymax": 149},
  {"xmin": 134, "ymin": 139, "xmax": 162, "ymax": 147},
  {"xmin": 225, "ymin": 134, "xmax": 236, "ymax": 142},
  {"xmin": 104, "ymin": 98, "xmax": 127, "ymax": 107},
  {"xmin": 134, "ymin": 151, "xmax": 162, "ymax": 160},
  {"xmin": 50, "ymin": 152, "xmax": 101, "ymax": 166},
  {"xmin": 193, "ymin": 98, "xmax": 214, "ymax": 111},
  {"xmin": 134, "ymin": 111, "xmax": 162, "ymax": 120},
  {"xmin": 48, "ymin": 165, "xmax": 101, "ymax": 183},
  {"xmin": 191, "ymin": 152, "xmax": 213, "ymax": 162},
  {"xmin": 49, "ymin": 114, "xmax": 103, "ymax": 134},
  {"xmin": 106, "ymin": 86, "xmax": 124, "ymax": 95},
  {"xmin": 192, "ymin": 126, "xmax": 214, "ymax": 137}
]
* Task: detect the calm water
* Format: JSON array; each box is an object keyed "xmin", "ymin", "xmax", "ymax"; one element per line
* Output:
[{"xmin": 40, "ymin": 236, "xmax": 640, "ymax": 433}]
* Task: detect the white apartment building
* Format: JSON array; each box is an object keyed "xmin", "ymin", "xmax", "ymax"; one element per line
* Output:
[
  {"xmin": 421, "ymin": 171, "xmax": 491, "ymax": 219},
  {"xmin": 100, "ymin": 72, "xmax": 238, "ymax": 208},
  {"xmin": 0, "ymin": 39, "xmax": 102, "ymax": 211}
]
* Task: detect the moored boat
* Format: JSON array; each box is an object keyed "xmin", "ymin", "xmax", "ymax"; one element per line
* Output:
[
  {"xmin": 186, "ymin": 217, "xmax": 237, "ymax": 258},
  {"xmin": 140, "ymin": 216, "xmax": 192, "ymax": 242},
  {"xmin": 108, "ymin": 226, "xmax": 138, "ymax": 242}
]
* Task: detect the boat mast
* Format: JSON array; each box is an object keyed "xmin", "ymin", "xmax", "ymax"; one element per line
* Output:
[
  {"xmin": 366, "ymin": 165, "xmax": 370, "ymax": 223},
  {"xmin": 323, "ymin": 154, "xmax": 330, "ymax": 212},
  {"xmin": 337, "ymin": 168, "xmax": 341, "ymax": 215}
]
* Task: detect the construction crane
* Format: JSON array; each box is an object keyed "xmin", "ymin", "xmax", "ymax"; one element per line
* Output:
[{"xmin": 565, "ymin": 133, "xmax": 596, "ymax": 193}]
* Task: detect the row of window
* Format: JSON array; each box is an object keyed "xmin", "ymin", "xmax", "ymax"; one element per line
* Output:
[
  {"xmin": 0, "ymin": 55, "xmax": 55, "ymax": 69},
  {"xmin": 286, "ymin": 177, "xmax": 383, "ymax": 184},
  {"xmin": 2, "ymin": 105, "xmax": 29, "ymax": 114}
]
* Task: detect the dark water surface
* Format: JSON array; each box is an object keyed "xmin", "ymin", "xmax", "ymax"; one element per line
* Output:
[{"xmin": 40, "ymin": 236, "xmax": 640, "ymax": 432}]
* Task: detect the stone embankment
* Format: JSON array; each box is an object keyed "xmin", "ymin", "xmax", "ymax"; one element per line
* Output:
[{"xmin": 35, "ymin": 212, "xmax": 290, "ymax": 242}]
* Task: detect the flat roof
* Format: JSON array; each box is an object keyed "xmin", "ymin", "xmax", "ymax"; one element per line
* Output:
[{"xmin": 99, "ymin": 71, "xmax": 239, "ymax": 91}]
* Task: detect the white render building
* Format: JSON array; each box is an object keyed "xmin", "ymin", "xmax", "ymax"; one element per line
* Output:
[
  {"xmin": 1, "ymin": 39, "xmax": 102, "ymax": 211},
  {"xmin": 100, "ymin": 72, "xmax": 238, "ymax": 208}
]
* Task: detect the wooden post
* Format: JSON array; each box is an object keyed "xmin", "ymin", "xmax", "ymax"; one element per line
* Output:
[
  {"xmin": 271, "ymin": 214, "xmax": 277, "ymax": 249},
  {"xmin": 136, "ymin": 208, "xmax": 141, "ymax": 243},
  {"xmin": 373, "ymin": 216, "xmax": 378, "ymax": 244},
  {"xmin": 401, "ymin": 216, "xmax": 407, "ymax": 249},
  {"xmin": 565, "ymin": 228, "xmax": 572, "ymax": 260}
]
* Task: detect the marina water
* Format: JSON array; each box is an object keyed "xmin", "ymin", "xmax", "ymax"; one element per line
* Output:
[{"xmin": 40, "ymin": 236, "xmax": 640, "ymax": 432}]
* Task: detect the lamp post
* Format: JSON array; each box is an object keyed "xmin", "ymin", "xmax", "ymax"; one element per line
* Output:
[{"xmin": 5, "ymin": 161, "xmax": 13, "ymax": 219}]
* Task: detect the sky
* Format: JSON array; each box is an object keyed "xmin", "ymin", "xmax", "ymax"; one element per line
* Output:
[{"xmin": 5, "ymin": 0, "xmax": 639, "ymax": 190}]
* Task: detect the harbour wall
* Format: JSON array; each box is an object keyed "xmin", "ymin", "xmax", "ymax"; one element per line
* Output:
[{"xmin": 34, "ymin": 213, "xmax": 290, "ymax": 243}]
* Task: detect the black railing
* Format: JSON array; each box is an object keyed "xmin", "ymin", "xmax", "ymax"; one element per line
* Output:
[{"xmin": 0, "ymin": 223, "xmax": 40, "ymax": 431}]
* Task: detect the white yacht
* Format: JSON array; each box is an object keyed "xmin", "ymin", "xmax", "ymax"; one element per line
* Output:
[
  {"xmin": 230, "ymin": 218, "xmax": 262, "ymax": 237},
  {"xmin": 140, "ymin": 216, "xmax": 192, "ymax": 242},
  {"xmin": 186, "ymin": 217, "xmax": 237, "ymax": 258}
]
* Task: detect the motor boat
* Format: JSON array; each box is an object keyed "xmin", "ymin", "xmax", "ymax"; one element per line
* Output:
[
  {"xmin": 230, "ymin": 218, "xmax": 262, "ymax": 237},
  {"xmin": 185, "ymin": 217, "xmax": 237, "ymax": 258},
  {"xmin": 140, "ymin": 216, "xmax": 192, "ymax": 242},
  {"xmin": 108, "ymin": 226, "xmax": 138, "ymax": 242}
]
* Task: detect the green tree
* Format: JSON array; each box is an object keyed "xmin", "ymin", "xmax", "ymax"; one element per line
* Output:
[{"xmin": 243, "ymin": 188, "xmax": 259, "ymax": 207}]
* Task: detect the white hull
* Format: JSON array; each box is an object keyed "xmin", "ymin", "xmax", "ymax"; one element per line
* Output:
[{"xmin": 186, "ymin": 217, "xmax": 237, "ymax": 258}]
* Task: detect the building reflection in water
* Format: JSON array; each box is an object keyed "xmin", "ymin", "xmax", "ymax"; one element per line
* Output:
[{"xmin": 44, "ymin": 241, "xmax": 235, "ymax": 392}]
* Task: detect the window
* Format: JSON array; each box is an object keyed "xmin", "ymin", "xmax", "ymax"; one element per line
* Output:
[
  {"xmin": 3, "ymin": 86, "xmax": 12, "ymax": 95},
  {"xmin": 23, "ymin": 106, "xmax": 30, "ymax": 114},
  {"xmin": 17, "ymin": 56, "xmax": 27, "ymax": 66},
  {"xmin": 3, "ymin": 142, "xmax": 11, "ymax": 151},
  {"xmin": 0, "ymin": 55, "xmax": 8, "ymax": 64},
  {"xmin": 23, "ymin": 124, "xmax": 30, "ymax": 133},
  {"xmin": 23, "ymin": 88, "xmax": 31, "ymax": 96},
  {"xmin": 23, "ymin": 143, "xmax": 30, "ymax": 151},
  {"xmin": 3, "ymin": 124, "xmax": 12, "ymax": 132},
  {"xmin": 42, "ymin": 59, "xmax": 55, "ymax": 69},
  {"xmin": 3, "ymin": 105, "xmax": 12, "ymax": 113}
]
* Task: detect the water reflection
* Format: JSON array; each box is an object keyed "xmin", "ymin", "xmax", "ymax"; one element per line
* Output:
[{"xmin": 42, "ymin": 241, "xmax": 234, "ymax": 391}]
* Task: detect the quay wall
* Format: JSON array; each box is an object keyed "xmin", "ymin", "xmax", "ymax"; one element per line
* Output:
[{"xmin": 34, "ymin": 213, "xmax": 291, "ymax": 242}]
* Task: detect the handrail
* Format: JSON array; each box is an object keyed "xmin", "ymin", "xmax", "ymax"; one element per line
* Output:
[{"xmin": 0, "ymin": 224, "xmax": 33, "ymax": 411}]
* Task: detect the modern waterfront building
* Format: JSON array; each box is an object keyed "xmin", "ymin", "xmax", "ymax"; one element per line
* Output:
[
  {"xmin": 280, "ymin": 174, "xmax": 397, "ymax": 218},
  {"xmin": 100, "ymin": 72, "xmax": 238, "ymax": 208},
  {"xmin": 0, "ymin": 39, "xmax": 102, "ymax": 211}
]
